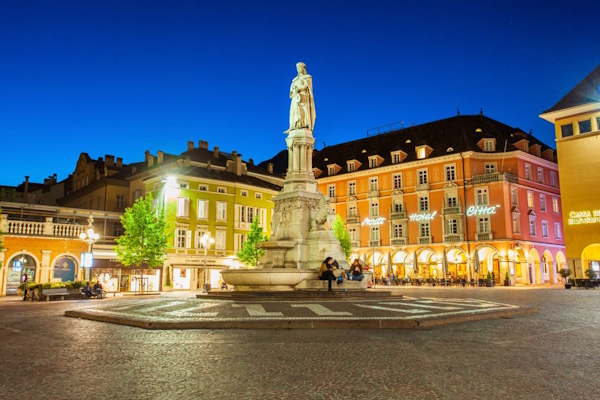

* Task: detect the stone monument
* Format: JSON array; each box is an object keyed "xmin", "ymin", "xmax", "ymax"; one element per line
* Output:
[{"xmin": 221, "ymin": 62, "xmax": 349, "ymax": 290}]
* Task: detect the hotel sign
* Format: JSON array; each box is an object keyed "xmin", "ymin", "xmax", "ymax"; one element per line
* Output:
[
  {"xmin": 568, "ymin": 210, "xmax": 600, "ymax": 225},
  {"xmin": 409, "ymin": 211, "xmax": 437, "ymax": 221},
  {"xmin": 466, "ymin": 205, "xmax": 499, "ymax": 216},
  {"xmin": 362, "ymin": 217, "xmax": 386, "ymax": 226}
]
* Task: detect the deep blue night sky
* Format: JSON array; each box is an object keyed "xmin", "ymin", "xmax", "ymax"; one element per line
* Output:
[{"xmin": 1, "ymin": 0, "xmax": 599, "ymax": 186}]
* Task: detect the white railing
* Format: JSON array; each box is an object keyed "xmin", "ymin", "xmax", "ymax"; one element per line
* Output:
[
  {"xmin": 53, "ymin": 223, "xmax": 85, "ymax": 237},
  {"xmin": 5, "ymin": 219, "xmax": 85, "ymax": 238},
  {"xmin": 7, "ymin": 220, "xmax": 45, "ymax": 235},
  {"xmin": 391, "ymin": 237, "xmax": 408, "ymax": 246}
]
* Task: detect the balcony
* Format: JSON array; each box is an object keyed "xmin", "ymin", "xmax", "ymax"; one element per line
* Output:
[
  {"xmin": 475, "ymin": 232, "xmax": 493, "ymax": 241},
  {"xmin": 390, "ymin": 211, "xmax": 407, "ymax": 220},
  {"xmin": 471, "ymin": 172, "xmax": 518, "ymax": 185},
  {"xmin": 369, "ymin": 240, "xmax": 381, "ymax": 247},
  {"xmin": 368, "ymin": 190, "xmax": 379, "ymax": 198},
  {"xmin": 351, "ymin": 240, "xmax": 360, "ymax": 248},
  {"xmin": 345, "ymin": 215, "xmax": 360, "ymax": 224},
  {"xmin": 5, "ymin": 219, "xmax": 85, "ymax": 238},
  {"xmin": 418, "ymin": 236, "xmax": 431, "ymax": 244},
  {"xmin": 391, "ymin": 237, "xmax": 408, "ymax": 246},
  {"xmin": 328, "ymin": 196, "xmax": 336, "ymax": 203},
  {"xmin": 443, "ymin": 206, "xmax": 462, "ymax": 215},
  {"xmin": 416, "ymin": 183, "xmax": 430, "ymax": 191},
  {"xmin": 443, "ymin": 234, "xmax": 464, "ymax": 243}
]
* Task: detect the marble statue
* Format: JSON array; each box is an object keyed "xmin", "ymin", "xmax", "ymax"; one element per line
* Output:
[{"xmin": 288, "ymin": 62, "xmax": 316, "ymax": 132}]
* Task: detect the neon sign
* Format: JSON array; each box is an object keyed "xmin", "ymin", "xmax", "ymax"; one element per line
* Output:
[
  {"xmin": 466, "ymin": 205, "xmax": 499, "ymax": 216},
  {"xmin": 409, "ymin": 211, "xmax": 437, "ymax": 221},
  {"xmin": 568, "ymin": 210, "xmax": 600, "ymax": 225},
  {"xmin": 362, "ymin": 217, "xmax": 386, "ymax": 226}
]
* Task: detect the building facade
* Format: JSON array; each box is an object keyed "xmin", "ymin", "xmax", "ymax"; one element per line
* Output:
[
  {"xmin": 540, "ymin": 64, "xmax": 600, "ymax": 279},
  {"xmin": 313, "ymin": 115, "xmax": 565, "ymax": 285}
]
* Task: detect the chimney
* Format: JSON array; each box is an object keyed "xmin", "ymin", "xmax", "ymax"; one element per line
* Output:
[
  {"xmin": 213, "ymin": 146, "xmax": 219, "ymax": 158},
  {"xmin": 116, "ymin": 157, "xmax": 123, "ymax": 168},
  {"xmin": 24, "ymin": 176, "xmax": 30, "ymax": 194},
  {"xmin": 198, "ymin": 140, "xmax": 208, "ymax": 149},
  {"xmin": 157, "ymin": 151, "xmax": 164, "ymax": 164},
  {"xmin": 235, "ymin": 152, "xmax": 242, "ymax": 176},
  {"xmin": 248, "ymin": 158, "xmax": 253, "ymax": 166},
  {"xmin": 145, "ymin": 150, "xmax": 150, "ymax": 162},
  {"xmin": 268, "ymin": 163, "xmax": 273, "ymax": 174},
  {"xmin": 187, "ymin": 141, "xmax": 194, "ymax": 151},
  {"xmin": 105, "ymin": 155, "xmax": 115, "ymax": 167},
  {"xmin": 148, "ymin": 154, "xmax": 155, "ymax": 167}
]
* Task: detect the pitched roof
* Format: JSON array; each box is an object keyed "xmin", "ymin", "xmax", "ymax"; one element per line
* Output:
[{"xmin": 543, "ymin": 64, "xmax": 600, "ymax": 113}]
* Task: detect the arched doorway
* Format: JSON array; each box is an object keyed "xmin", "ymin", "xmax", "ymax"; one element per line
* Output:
[
  {"xmin": 416, "ymin": 248, "xmax": 437, "ymax": 279},
  {"xmin": 367, "ymin": 250, "xmax": 385, "ymax": 280},
  {"xmin": 529, "ymin": 248, "xmax": 541, "ymax": 284},
  {"xmin": 446, "ymin": 247, "xmax": 468, "ymax": 280},
  {"xmin": 542, "ymin": 250, "xmax": 555, "ymax": 284},
  {"xmin": 555, "ymin": 251, "xmax": 567, "ymax": 282},
  {"xmin": 581, "ymin": 244, "xmax": 600, "ymax": 279},
  {"xmin": 474, "ymin": 245, "xmax": 499, "ymax": 281},
  {"xmin": 6, "ymin": 253, "xmax": 38, "ymax": 296},
  {"xmin": 392, "ymin": 250, "xmax": 409, "ymax": 279},
  {"xmin": 52, "ymin": 256, "xmax": 78, "ymax": 282},
  {"xmin": 512, "ymin": 246, "xmax": 527, "ymax": 284}
]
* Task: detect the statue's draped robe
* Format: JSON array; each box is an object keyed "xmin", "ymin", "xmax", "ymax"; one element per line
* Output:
[{"xmin": 289, "ymin": 73, "xmax": 316, "ymax": 131}]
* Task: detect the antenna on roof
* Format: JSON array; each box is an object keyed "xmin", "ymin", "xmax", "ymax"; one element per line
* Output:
[
  {"xmin": 529, "ymin": 129, "xmax": 533, "ymax": 135},
  {"xmin": 480, "ymin": 108, "xmax": 484, "ymax": 115},
  {"xmin": 323, "ymin": 142, "xmax": 326, "ymax": 148},
  {"xmin": 457, "ymin": 108, "xmax": 460, "ymax": 115}
]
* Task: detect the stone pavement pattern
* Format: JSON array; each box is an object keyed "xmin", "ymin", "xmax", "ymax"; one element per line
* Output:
[{"xmin": 1, "ymin": 287, "xmax": 599, "ymax": 399}]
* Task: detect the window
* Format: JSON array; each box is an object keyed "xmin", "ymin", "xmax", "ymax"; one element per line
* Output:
[
  {"xmin": 247, "ymin": 207, "xmax": 255, "ymax": 223},
  {"xmin": 420, "ymin": 222, "xmax": 430, "ymax": 237},
  {"xmin": 217, "ymin": 187, "xmax": 226, "ymax": 194},
  {"xmin": 447, "ymin": 219, "xmax": 458, "ymax": 234},
  {"xmin": 113, "ymin": 227, "xmax": 123, "ymax": 237},
  {"xmin": 445, "ymin": 165, "xmax": 456, "ymax": 181},
  {"xmin": 179, "ymin": 182, "xmax": 189, "ymax": 189},
  {"xmin": 392, "ymin": 152, "xmax": 400, "ymax": 164},
  {"xmin": 418, "ymin": 169, "xmax": 428, "ymax": 185},
  {"xmin": 370, "ymin": 201, "xmax": 379, "ymax": 217},
  {"xmin": 348, "ymin": 181, "xmax": 356, "ymax": 196},
  {"xmin": 579, "ymin": 120, "xmax": 592, "ymax": 134},
  {"xmin": 484, "ymin": 140, "xmax": 495, "ymax": 152},
  {"xmin": 555, "ymin": 222, "xmax": 562, "ymax": 239},
  {"xmin": 328, "ymin": 166, "xmax": 335, "ymax": 176},
  {"xmin": 476, "ymin": 188, "xmax": 488, "ymax": 205},
  {"xmin": 392, "ymin": 200, "xmax": 403, "ymax": 212},
  {"xmin": 216, "ymin": 201, "xmax": 227, "ymax": 220},
  {"xmin": 529, "ymin": 218, "xmax": 537, "ymax": 236},
  {"xmin": 512, "ymin": 214, "xmax": 521, "ymax": 234},
  {"xmin": 255, "ymin": 193, "xmax": 262, "ymax": 199},
  {"xmin": 151, "ymin": 198, "xmax": 159, "ymax": 214},
  {"xmin": 550, "ymin": 172, "xmax": 557, "ymax": 188},
  {"xmin": 540, "ymin": 195, "xmax": 546, "ymax": 212},
  {"xmin": 416, "ymin": 147, "xmax": 426, "ymax": 159},
  {"xmin": 542, "ymin": 221, "xmax": 549, "ymax": 238},
  {"xmin": 484, "ymin": 163, "xmax": 497, "ymax": 174},
  {"xmin": 177, "ymin": 197, "xmax": 190, "ymax": 217},
  {"xmin": 197, "ymin": 199, "xmax": 208, "ymax": 219},
  {"xmin": 116, "ymin": 195, "xmax": 124, "ymax": 209},
  {"xmin": 478, "ymin": 217, "xmax": 490, "ymax": 233},
  {"xmin": 525, "ymin": 164, "xmax": 532, "ymax": 180},
  {"xmin": 527, "ymin": 192, "xmax": 534, "ymax": 209},
  {"xmin": 348, "ymin": 162, "xmax": 355, "ymax": 172},
  {"xmin": 241, "ymin": 190, "xmax": 248, "ymax": 197},
  {"xmin": 370, "ymin": 226, "xmax": 380, "ymax": 241},
  {"xmin": 537, "ymin": 167, "xmax": 544, "ymax": 184},
  {"xmin": 552, "ymin": 197, "xmax": 559, "ymax": 214},
  {"xmin": 195, "ymin": 229, "xmax": 208, "ymax": 248},
  {"xmin": 392, "ymin": 173, "xmax": 402, "ymax": 189},
  {"xmin": 328, "ymin": 184, "xmax": 335, "ymax": 198},
  {"xmin": 216, "ymin": 230, "xmax": 226, "ymax": 250},
  {"xmin": 199, "ymin": 184, "xmax": 208, "ymax": 191},
  {"xmin": 349, "ymin": 228, "xmax": 357, "ymax": 242},
  {"xmin": 560, "ymin": 124, "xmax": 573, "ymax": 138},
  {"xmin": 511, "ymin": 187, "xmax": 518, "ymax": 206},
  {"xmin": 369, "ymin": 157, "xmax": 377, "ymax": 168},
  {"xmin": 175, "ymin": 228, "xmax": 188, "ymax": 249},
  {"xmin": 348, "ymin": 205, "xmax": 357, "ymax": 218},
  {"xmin": 419, "ymin": 196, "xmax": 429, "ymax": 212},
  {"xmin": 369, "ymin": 177, "xmax": 378, "ymax": 192},
  {"xmin": 393, "ymin": 223, "xmax": 404, "ymax": 238},
  {"xmin": 447, "ymin": 196, "xmax": 457, "ymax": 207},
  {"xmin": 132, "ymin": 189, "xmax": 142, "ymax": 204}
]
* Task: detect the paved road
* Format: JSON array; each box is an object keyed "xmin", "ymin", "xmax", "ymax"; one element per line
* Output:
[{"xmin": 1, "ymin": 286, "xmax": 599, "ymax": 399}]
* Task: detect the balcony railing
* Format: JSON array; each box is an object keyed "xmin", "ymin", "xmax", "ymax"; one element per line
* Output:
[
  {"xmin": 368, "ymin": 190, "xmax": 379, "ymax": 198},
  {"xmin": 390, "ymin": 211, "xmax": 407, "ymax": 220},
  {"xmin": 345, "ymin": 215, "xmax": 360, "ymax": 224},
  {"xmin": 369, "ymin": 240, "xmax": 381, "ymax": 247},
  {"xmin": 416, "ymin": 183, "xmax": 430, "ymax": 191},
  {"xmin": 442, "ymin": 206, "xmax": 462, "ymax": 215},
  {"xmin": 418, "ymin": 236, "xmax": 431, "ymax": 244},
  {"xmin": 350, "ymin": 240, "xmax": 360, "ymax": 248},
  {"xmin": 475, "ymin": 232, "xmax": 493, "ymax": 241},
  {"xmin": 5, "ymin": 220, "xmax": 85, "ymax": 238},
  {"xmin": 328, "ymin": 196, "xmax": 336, "ymax": 203},
  {"xmin": 471, "ymin": 172, "xmax": 518, "ymax": 185},
  {"xmin": 391, "ymin": 237, "xmax": 408, "ymax": 246},
  {"xmin": 443, "ymin": 234, "xmax": 464, "ymax": 243}
]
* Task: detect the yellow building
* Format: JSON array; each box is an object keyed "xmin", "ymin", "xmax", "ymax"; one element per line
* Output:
[{"xmin": 540, "ymin": 64, "xmax": 600, "ymax": 279}]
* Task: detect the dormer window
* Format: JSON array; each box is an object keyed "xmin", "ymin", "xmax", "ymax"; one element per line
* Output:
[
  {"xmin": 368, "ymin": 156, "xmax": 378, "ymax": 168},
  {"xmin": 391, "ymin": 151, "xmax": 401, "ymax": 164},
  {"xmin": 328, "ymin": 165, "xmax": 335, "ymax": 176},
  {"xmin": 484, "ymin": 140, "xmax": 495, "ymax": 152},
  {"xmin": 416, "ymin": 146, "xmax": 426, "ymax": 159},
  {"xmin": 348, "ymin": 161, "xmax": 355, "ymax": 172}
]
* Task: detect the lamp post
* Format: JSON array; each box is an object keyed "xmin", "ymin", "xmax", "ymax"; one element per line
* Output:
[
  {"xmin": 200, "ymin": 233, "xmax": 215, "ymax": 293},
  {"xmin": 79, "ymin": 215, "xmax": 100, "ymax": 281}
]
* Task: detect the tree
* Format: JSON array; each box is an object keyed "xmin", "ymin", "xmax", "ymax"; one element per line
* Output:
[
  {"xmin": 332, "ymin": 214, "xmax": 352, "ymax": 261},
  {"xmin": 236, "ymin": 218, "xmax": 268, "ymax": 267},
  {"xmin": 115, "ymin": 193, "xmax": 170, "ymax": 292}
]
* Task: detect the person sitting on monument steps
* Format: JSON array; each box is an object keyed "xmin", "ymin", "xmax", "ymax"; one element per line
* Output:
[
  {"xmin": 348, "ymin": 259, "xmax": 365, "ymax": 281},
  {"xmin": 319, "ymin": 257, "xmax": 342, "ymax": 291}
]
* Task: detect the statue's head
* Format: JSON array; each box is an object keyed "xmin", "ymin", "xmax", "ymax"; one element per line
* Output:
[{"xmin": 296, "ymin": 62, "xmax": 307, "ymax": 74}]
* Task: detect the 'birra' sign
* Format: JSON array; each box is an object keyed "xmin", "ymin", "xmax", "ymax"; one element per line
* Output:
[{"xmin": 362, "ymin": 217, "xmax": 386, "ymax": 226}]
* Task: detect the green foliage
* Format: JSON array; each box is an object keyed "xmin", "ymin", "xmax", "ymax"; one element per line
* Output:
[
  {"xmin": 115, "ymin": 193, "xmax": 170, "ymax": 269},
  {"xmin": 165, "ymin": 266, "xmax": 172, "ymax": 286},
  {"xmin": 486, "ymin": 271, "xmax": 493, "ymax": 280},
  {"xmin": 505, "ymin": 271, "xmax": 510, "ymax": 281},
  {"xmin": 18, "ymin": 280, "xmax": 85, "ymax": 290},
  {"xmin": 236, "ymin": 219, "xmax": 267, "ymax": 267},
  {"xmin": 585, "ymin": 268, "xmax": 598, "ymax": 280},
  {"xmin": 558, "ymin": 268, "xmax": 572, "ymax": 281},
  {"xmin": 331, "ymin": 214, "xmax": 352, "ymax": 261}
]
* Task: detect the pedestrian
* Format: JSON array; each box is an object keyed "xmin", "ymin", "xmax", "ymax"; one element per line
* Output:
[
  {"xmin": 318, "ymin": 257, "xmax": 338, "ymax": 291},
  {"xmin": 83, "ymin": 281, "xmax": 92, "ymax": 299},
  {"xmin": 22, "ymin": 273, "xmax": 28, "ymax": 301}
]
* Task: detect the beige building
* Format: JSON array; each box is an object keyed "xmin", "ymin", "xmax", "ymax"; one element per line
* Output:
[{"xmin": 540, "ymin": 64, "xmax": 600, "ymax": 279}]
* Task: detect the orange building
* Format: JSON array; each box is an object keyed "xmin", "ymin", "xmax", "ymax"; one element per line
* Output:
[{"xmin": 313, "ymin": 115, "xmax": 565, "ymax": 285}]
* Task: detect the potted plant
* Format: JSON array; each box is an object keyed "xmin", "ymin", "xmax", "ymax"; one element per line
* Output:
[
  {"xmin": 486, "ymin": 271, "xmax": 493, "ymax": 287},
  {"xmin": 585, "ymin": 268, "xmax": 598, "ymax": 280},
  {"xmin": 504, "ymin": 271, "xmax": 511, "ymax": 286},
  {"xmin": 163, "ymin": 266, "xmax": 173, "ymax": 292},
  {"xmin": 558, "ymin": 268, "xmax": 572, "ymax": 289}
]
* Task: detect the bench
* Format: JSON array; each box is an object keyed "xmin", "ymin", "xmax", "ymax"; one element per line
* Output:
[
  {"xmin": 43, "ymin": 288, "xmax": 69, "ymax": 301},
  {"xmin": 80, "ymin": 289, "xmax": 106, "ymax": 299}
]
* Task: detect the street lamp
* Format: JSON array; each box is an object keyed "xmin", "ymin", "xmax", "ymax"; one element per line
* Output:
[
  {"xmin": 200, "ymin": 233, "xmax": 215, "ymax": 293},
  {"xmin": 79, "ymin": 215, "xmax": 100, "ymax": 281}
]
